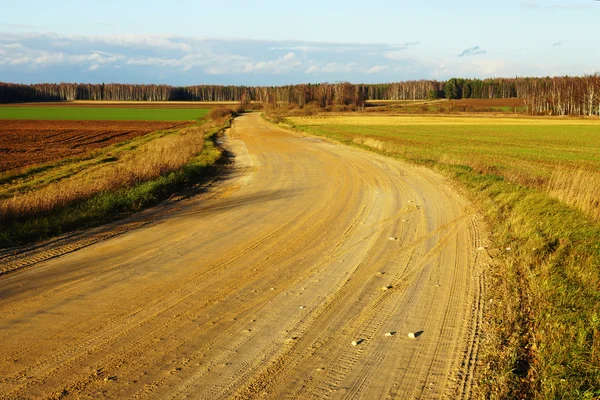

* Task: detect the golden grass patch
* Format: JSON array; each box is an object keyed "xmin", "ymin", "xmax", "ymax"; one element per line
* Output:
[
  {"xmin": 0, "ymin": 124, "xmax": 208, "ymax": 222},
  {"xmin": 289, "ymin": 115, "xmax": 600, "ymax": 126}
]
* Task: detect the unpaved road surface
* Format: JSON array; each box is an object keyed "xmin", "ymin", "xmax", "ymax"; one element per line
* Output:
[{"xmin": 0, "ymin": 114, "xmax": 487, "ymax": 399}]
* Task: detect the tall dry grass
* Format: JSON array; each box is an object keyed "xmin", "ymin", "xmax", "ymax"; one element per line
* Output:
[
  {"xmin": 547, "ymin": 167, "xmax": 600, "ymax": 221},
  {"xmin": 0, "ymin": 125, "xmax": 207, "ymax": 222},
  {"xmin": 350, "ymin": 136, "xmax": 600, "ymax": 223}
]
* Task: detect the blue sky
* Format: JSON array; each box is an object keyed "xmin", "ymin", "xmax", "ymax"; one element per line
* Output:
[{"xmin": 0, "ymin": 0, "xmax": 598, "ymax": 85}]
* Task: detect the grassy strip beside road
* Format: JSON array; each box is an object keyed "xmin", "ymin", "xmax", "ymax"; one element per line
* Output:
[
  {"xmin": 288, "ymin": 116, "xmax": 600, "ymax": 222},
  {"xmin": 0, "ymin": 110, "xmax": 232, "ymax": 248},
  {"xmin": 0, "ymin": 106, "xmax": 208, "ymax": 121},
  {"xmin": 279, "ymin": 114, "xmax": 600, "ymax": 399}
]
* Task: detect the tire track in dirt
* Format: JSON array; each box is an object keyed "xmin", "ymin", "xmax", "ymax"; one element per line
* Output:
[{"xmin": 0, "ymin": 114, "xmax": 486, "ymax": 399}]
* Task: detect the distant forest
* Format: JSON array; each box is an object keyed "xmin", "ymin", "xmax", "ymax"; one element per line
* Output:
[{"xmin": 1, "ymin": 75, "xmax": 599, "ymax": 116}]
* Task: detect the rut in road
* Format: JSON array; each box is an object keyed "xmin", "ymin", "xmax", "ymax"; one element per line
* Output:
[{"xmin": 0, "ymin": 113, "xmax": 488, "ymax": 399}]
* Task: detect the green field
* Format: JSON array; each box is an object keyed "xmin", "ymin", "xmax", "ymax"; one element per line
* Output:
[
  {"xmin": 0, "ymin": 107, "xmax": 209, "ymax": 121},
  {"xmin": 286, "ymin": 114, "xmax": 600, "ymax": 399},
  {"xmin": 288, "ymin": 116, "xmax": 600, "ymax": 181}
]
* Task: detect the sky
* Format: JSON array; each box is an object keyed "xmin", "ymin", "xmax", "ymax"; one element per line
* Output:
[{"xmin": 0, "ymin": 0, "xmax": 598, "ymax": 85}]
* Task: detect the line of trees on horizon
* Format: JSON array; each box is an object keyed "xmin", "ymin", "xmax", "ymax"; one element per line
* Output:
[{"xmin": 1, "ymin": 75, "xmax": 599, "ymax": 116}]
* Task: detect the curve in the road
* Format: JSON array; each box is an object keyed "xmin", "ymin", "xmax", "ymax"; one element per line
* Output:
[{"xmin": 0, "ymin": 113, "xmax": 488, "ymax": 399}]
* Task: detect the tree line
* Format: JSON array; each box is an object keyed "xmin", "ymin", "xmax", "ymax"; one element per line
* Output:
[{"xmin": 1, "ymin": 75, "xmax": 599, "ymax": 116}]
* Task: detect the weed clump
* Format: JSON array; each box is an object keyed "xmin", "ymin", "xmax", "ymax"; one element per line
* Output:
[{"xmin": 208, "ymin": 107, "xmax": 234, "ymax": 121}]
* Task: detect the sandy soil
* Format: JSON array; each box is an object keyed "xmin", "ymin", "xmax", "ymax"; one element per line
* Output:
[{"xmin": 0, "ymin": 113, "xmax": 487, "ymax": 399}]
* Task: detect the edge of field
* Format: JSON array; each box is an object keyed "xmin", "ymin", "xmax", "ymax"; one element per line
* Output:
[
  {"xmin": 0, "ymin": 114, "xmax": 235, "ymax": 254},
  {"xmin": 262, "ymin": 113, "xmax": 600, "ymax": 399}
]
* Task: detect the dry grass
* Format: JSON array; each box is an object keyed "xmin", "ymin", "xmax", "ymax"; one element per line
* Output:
[
  {"xmin": 0, "ymin": 125, "xmax": 207, "ymax": 222},
  {"xmin": 0, "ymin": 120, "xmax": 189, "ymax": 172},
  {"xmin": 289, "ymin": 115, "xmax": 600, "ymax": 222},
  {"xmin": 548, "ymin": 168, "xmax": 600, "ymax": 221},
  {"xmin": 1, "ymin": 113, "xmax": 231, "ymax": 247},
  {"xmin": 207, "ymin": 106, "xmax": 234, "ymax": 120}
]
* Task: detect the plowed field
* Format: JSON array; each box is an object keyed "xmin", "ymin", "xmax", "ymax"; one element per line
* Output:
[
  {"xmin": 448, "ymin": 98, "xmax": 524, "ymax": 107},
  {"xmin": 0, "ymin": 120, "xmax": 189, "ymax": 172}
]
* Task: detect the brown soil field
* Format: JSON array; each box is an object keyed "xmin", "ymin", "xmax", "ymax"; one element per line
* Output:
[
  {"xmin": 0, "ymin": 120, "xmax": 189, "ymax": 172},
  {"xmin": 449, "ymin": 98, "xmax": 524, "ymax": 107},
  {"xmin": 365, "ymin": 100, "xmax": 419, "ymax": 106}
]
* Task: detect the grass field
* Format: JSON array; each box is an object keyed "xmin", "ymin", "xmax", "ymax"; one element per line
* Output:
[
  {"xmin": 289, "ymin": 116, "xmax": 600, "ymax": 220},
  {"xmin": 0, "ymin": 100, "xmax": 246, "ymax": 109},
  {"xmin": 0, "ymin": 107, "xmax": 208, "ymax": 121},
  {"xmin": 285, "ymin": 114, "xmax": 600, "ymax": 399}
]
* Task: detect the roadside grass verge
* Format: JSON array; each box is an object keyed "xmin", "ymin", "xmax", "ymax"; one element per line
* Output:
[
  {"xmin": 0, "ymin": 111, "xmax": 233, "ymax": 248},
  {"xmin": 274, "ymin": 114, "xmax": 600, "ymax": 399},
  {"xmin": 286, "ymin": 116, "xmax": 600, "ymax": 222}
]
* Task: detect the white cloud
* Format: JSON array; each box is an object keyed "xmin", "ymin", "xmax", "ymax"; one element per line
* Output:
[
  {"xmin": 282, "ymin": 52, "xmax": 296, "ymax": 61},
  {"xmin": 126, "ymin": 50, "xmax": 302, "ymax": 75},
  {"xmin": 126, "ymin": 57, "xmax": 180, "ymax": 67},
  {"xmin": 0, "ymin": 31, "xmax": 593, "ymax": 84},
  {"xmin": 70, "ymin": 52, "xmax": 124, "ymax": 64},
  {"xmin": 321, "ymin": 62, "xmax": 357, "ymax": 73},
  {"xmin": 385, "ymin": 51, "xmax": 406, "ymax": 61},
  {"xmin": 4, "ymin": 52, "xmax": 66, "ymax": 67},
  {"xmin": 436, "ymin": 63, "xmax": 449, "ymax": 75},
  {"xmin": 468, "ymin": 59, "xmax": 506, "ymax": 75},
  {"xmin": 51, "ymin": 40, "xmax": 71, "ymax": 47},
  {"xmin": 0, "ymin": 42, "xmax": 125, "ymax": 68},
  {"xmin": 304, "ymin": 63, "xmax": 356, "ymax": 74},
  {"xmin": 1, "ymin": 43, "xmax": 26, "ymax": 49},
  {"xmin": 0, "ymin": 33, "xmax": 422, "ymax": 81},
  {"xmin": 210, "ymin": 52, "xmax": 301, "ymax": 74},
  {"xmin": 366, "ymin": 65, "xmax": 387, "ymax": 74},
  {"xmin": 34, "ymin": 53, "xmax": 65, "ymax": 66},
  {"xmin": 82, "ymin": 34, "xmax": 194, "ymax": 53},
  {"xmin": 271, "ymin": 45, "xmax": 331, "ymax": 53}
]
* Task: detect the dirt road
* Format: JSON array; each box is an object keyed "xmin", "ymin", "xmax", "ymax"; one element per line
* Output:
[{"xmin": 0, "ymin": 114, "xmax": 487, "ymax": 399}]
